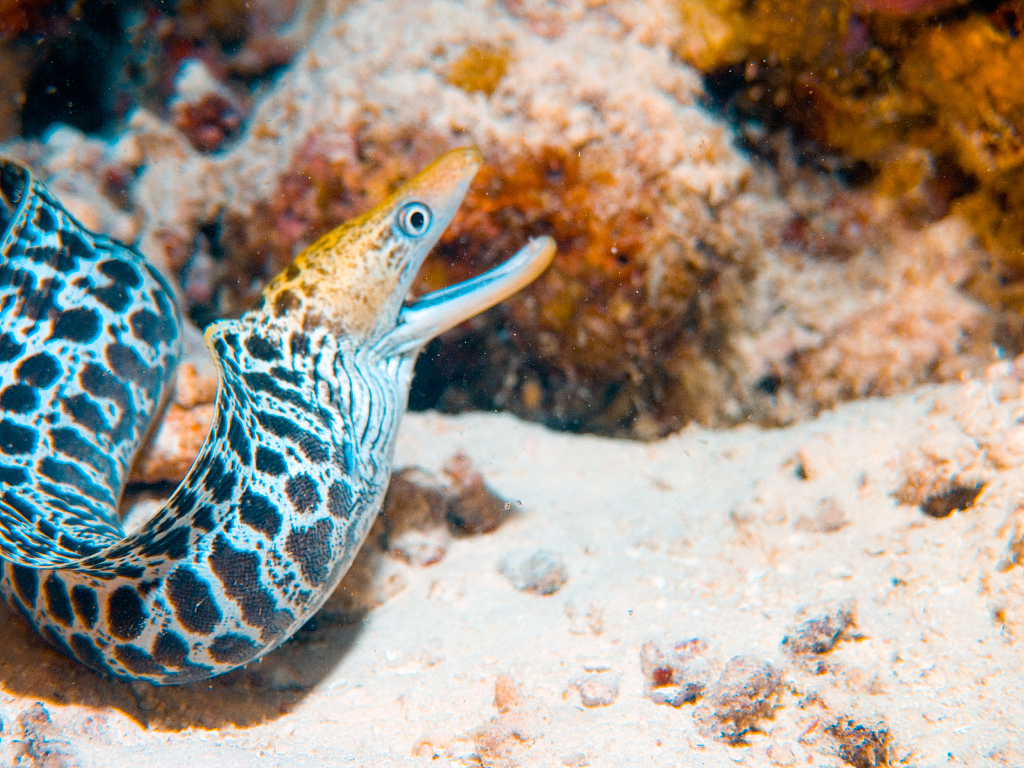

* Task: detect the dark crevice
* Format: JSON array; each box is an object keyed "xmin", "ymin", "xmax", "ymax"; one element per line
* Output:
[{"xmin": 21, "ymin": 0, "xmax": 135, "ymax": 137}]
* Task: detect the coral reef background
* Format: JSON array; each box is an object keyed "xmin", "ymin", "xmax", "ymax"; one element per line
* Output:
[{"xmin": 0, "ymin": 0, "xmax": 1014, "ymax": 442}]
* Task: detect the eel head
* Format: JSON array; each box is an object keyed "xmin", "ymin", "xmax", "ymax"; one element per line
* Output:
[{"xmin": 258, "ymin": 147, "xmax": 555, "ymax": 354}]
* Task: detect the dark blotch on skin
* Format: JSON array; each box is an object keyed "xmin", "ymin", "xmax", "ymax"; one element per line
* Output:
[
  {"xmin": 100, "ymin": 540, "xmax": 132, "ymax": 560},
  {"xmin": 0, "ymin": 268, "xmax": 34, "ymax": 305},
  {"xmin": 224, "ymin": 377, "xmax": 250, "ymax": 411},
  {"xmin": 238, "ymin": 488, "xmax": 282, "ymax": 538},
  {"xmin": 101, "ymin": 542, "xmax": 131, "ymax": 560},
  {"xmin": 327, "ymin": 481, "xmax": 352, "ymax": 519},
  {"xmin": 211, "ymin": 404, "xmax": 228, "ymax": 440},
  {"xmin": 2, "ymin": 490, "xmax": 37, "ymax": 522},
  {"xmin": 58, "ymin": 229, "xmax": 92, "ymax": 270},
  {"xmin": 107, "ymin": 585, "xmax": 146, "ymax": 640},
  {"xmin": 43, "ymin": 573, "xmax": 74, "ymax": 627},
  {"xmin": 38, "ymin": 456, "xmax": 111, "ymax": 505},
  {"xmin": 0, "ymin": 265, "xmax": 36, "ymax": 296},
  {"xmin": 256, "ymin": 411, "xmax": 329, "ymax": 463},
  {"xmin": 269, "ymin": 365, "xmax": 303, "ymax": 386},
  {"xmin": 212, "ymin": 336, "xmax": 227, "ymax": 360},
  {"xmin": 91, "ymin": 281, "xmax": 130, "ymax": 313},
  {"xmin": 192, "ymin": 504, "xmax": 215, "ymax": 532},
  {"xmin": 63, "ymin": 394, "xmax": 108, "ymax": 434},
  {"xmin": 36, "ymin": 515, "xmax": 58, "ymax": 543},
  {"xmin": 285, "ymin": 473, "xmax": 320, "ymax": 514},
  {"xmin": 106, "ymin": 343, "xmax": 151, "ymax": 386},
  {"xmin": 99, "ymin": 258, "xmax": 141, "ymax": 287},
  {"xmin": 90, "ymin": 260, "xmax": 141, "ymax": 313},
  {"xmin": 208, "ymin": 534, "xmax": 291, "ymax": 640},
  {"xmin": 114, "ymin": 644, "xmax": 163, "ymax": 675},
  {"xmin": 150, "ymin": 282, "xmax": 177, "ymax": 326},
  {"xmin": 17, "ymin": 351, "xmax": 60, "ymax": 387},
  {"xmin": 208, "ymin": 633, "xmax": 258, "ymax": 664},
  {"xmin": 290, "ymin": 332, "xmax": 310, "ymax": 356},
  {"xmin": 170, "ymin": 486, "xmax": 198, "ymax": 521},
  {"xmin": 70, "ymin": 633, "xmax": 109, "ymax": 672},
  {"xmin": 244, "ymin": 371, "xmax": 313, "ymax": 413},
  {"xmin": 11, "ymin": 563, "xmax": 38, "ymax": 607},
  {"xmin": 79, "ymin": 364, "xmax": 133, "ymax": 445},
  {"xmin": 152, "ymin": 633, "xmax": 212, "ymax": 680},
  {"xmin": 58, "ymin": 535, "xmax": 100, "ymax": 558},
  {"xmin": 0, "ymin": 464, "xmax": 28, "ymax": 485},
  {"xmin": 273, "ymin": 290, "xmax": 300, "ymax": 318},
  {"xmin": 201, "ymin": 453, "xmax": 224, "ymax": 489},
  {"xmin": 285, "ymin": 519, "xmax": 334, "ymax": 587},
  {"xmin": 255, "ymin": 446, "xmax": 287, "ymax": 476},
  {"xmin": 130, "ymin": 308, "xmax": 175, "ymax": 348},
  {"xmin": 227, "ymin": 415, "xmax": 251, "ymax": 464},
  {"xmin": 51, "ymin": 427, "xmax": 112, "ymax": 477},
  {"xmin": 202, "ymin": 455, "xmax": 236, "ymax": 504},
  {"xmin": 152, "ymin": 630, "xmax": 190, "ymax": 667},
  {"xmin": 0, "ymin": 332, "xmax": 24, "ymax": 362},
  {"xmin": 165, "ymin": 566, "xmax": 222, "ymax": 634},
  {"xmin": 19, "ymin": 276, "xmax": 58, "ymax": 321},
  {"xmin": 0, "ymin": 418, "xmax": 37, "ymax": 455},
  {"xmin": 244, "ymin": 333, "xmax": 282, "ymax": 361},
  {"xmin": 33, "ymin": 203, "xmax": 57, "ymax": 232},
  {"xmin": 80, "ymin": 363, "xmax": 129, "ymax": 408},
  {"xmin": 50, "ymin": 306, "xmax": 100, "ymax": 343},
  {"xmin": 140, "ymin": 525, "xmax": 189, "ymax": 560},
  {"xmin": 0, "ymin": 384, "xmax": 38, "ymax": 413}
]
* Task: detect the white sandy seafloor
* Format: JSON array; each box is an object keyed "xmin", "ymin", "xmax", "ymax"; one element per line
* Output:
[{"xmin": 4, "ymin": 368, "xmax": 1024, "ymax": 766}]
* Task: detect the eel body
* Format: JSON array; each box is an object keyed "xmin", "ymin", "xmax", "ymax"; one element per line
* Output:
[{"xmin": 0, "ymin": 148, "xmax": 555, "ymax": 684}]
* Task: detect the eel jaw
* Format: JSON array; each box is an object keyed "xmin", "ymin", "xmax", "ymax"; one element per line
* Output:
[{"xmin": 375, "ymin": 235, "xmax": 556, "ymax": 358}]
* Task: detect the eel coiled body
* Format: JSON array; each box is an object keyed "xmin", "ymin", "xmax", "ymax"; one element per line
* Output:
[{"xmin": 0, "ymin": 149, "xmax": 555, "ymax": 684}]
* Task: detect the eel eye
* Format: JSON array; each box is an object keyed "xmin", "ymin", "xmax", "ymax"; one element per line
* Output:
[{"xmin": 397, "ymin": 202, "xmax": 432, "ymax": 237}]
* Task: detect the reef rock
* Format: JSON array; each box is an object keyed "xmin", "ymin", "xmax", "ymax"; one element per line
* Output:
[{"xmin": 0, "ymin": 0, "xmax": 996, "ymax": 444}]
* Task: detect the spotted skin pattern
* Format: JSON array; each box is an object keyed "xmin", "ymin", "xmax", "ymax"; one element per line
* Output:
[{"xmin": 0, "ymin": 150, "xmax": 555, "ymax": 684}]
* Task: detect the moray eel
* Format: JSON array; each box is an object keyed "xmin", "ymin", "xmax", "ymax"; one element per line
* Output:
[{"xmin": 0, "ymin": 148, "xmax": 555, "ymax": 684}]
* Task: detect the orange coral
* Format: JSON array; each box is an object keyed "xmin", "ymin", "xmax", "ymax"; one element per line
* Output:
[
  {"xmin": 679, "ymin": 0, "xmax": 1024, "ymax": 354},
  {"xmin": 445, "ymin": 44, "xmax": 511, "ymax": 96}
]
